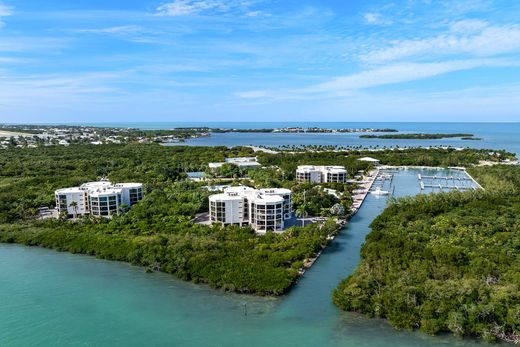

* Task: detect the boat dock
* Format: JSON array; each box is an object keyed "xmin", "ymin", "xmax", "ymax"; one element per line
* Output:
[
  {"xmin": 420, "ymin": 182, "xmax": 477, "ymax": 191},
  {"xmin": 418, "ymin": 172, "xmax": 480, "ymax": 191},
  {"xmin": 417, "ymin": 174, "xmax": 473, "ymax": 181},
  {"xmin": 351, "ymin": 169, "xmax": 379, "ymax": 214}
]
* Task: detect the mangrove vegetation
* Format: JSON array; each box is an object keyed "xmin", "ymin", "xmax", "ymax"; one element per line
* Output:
[{"xmin": 333, "ymin": 165, "xmax": 520, "ymax": 343}]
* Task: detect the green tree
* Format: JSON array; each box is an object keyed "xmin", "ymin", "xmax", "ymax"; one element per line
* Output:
[
  {"xmin": 69, "ymin": 201, "xmax": 78, "ymax": 219},
  {"xmin": 295, "ymin": 204, "xmax": 308, "ymax": 227},
  {"xmin": 217, "ymin": 163, "xmax": 241, "ymax": 178}
]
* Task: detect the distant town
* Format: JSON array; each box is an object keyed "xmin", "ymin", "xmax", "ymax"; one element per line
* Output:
[
  {"xmin": 0, "ymin": 124, "xmax": 209, "ymax": 149},
  {"xmin": 0, "ymin": 124, "xmax": 400, "ymax": 149}
]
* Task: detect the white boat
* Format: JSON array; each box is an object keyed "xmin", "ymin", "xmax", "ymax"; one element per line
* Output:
[{"xmin": 370, "ymin": 187, "xmax": 389, "ymax": 196}]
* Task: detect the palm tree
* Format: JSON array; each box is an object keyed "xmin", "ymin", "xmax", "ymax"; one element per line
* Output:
[
  {"xmin": 69, "ymin": 201, "xmax": 78, "ymax": 220},
  {"xmin": 295, "ymin": 205, "xmax": 308, "ymax": 227}
]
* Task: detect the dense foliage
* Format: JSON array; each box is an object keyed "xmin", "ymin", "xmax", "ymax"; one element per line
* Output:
[
  {"xmin": 257, "ymin": 148, "xmax": 513, "ymax": 177},
  {"xmin": 0, "ymin": 144, "xmax": 343, "ymax": 295},
  {"xmin": 333, "ymin": 165, "xmax": 520, "ymax": 343},
  {"xmin": 0, "ymin": 144, "xmax": 253, "ymax": 223},
  {"xmin": 0, "ymin": 144, "xmax": 515, "ymax": 297}
]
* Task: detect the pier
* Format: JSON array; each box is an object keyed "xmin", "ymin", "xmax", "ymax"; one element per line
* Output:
[
  {"xmin": 351, "ymin": 169, "xmax": 379, "ymax": 213},
  {"xmin": 418, "ymin": 172, "xmax": 479, "ymax": 191},
  {"xmin": 420, "ymin": 182, "xmax": 477, "ymax": 191},
  {"xmin": 417, "ymin": 174, "xmax": 473, "ymax": 181}
]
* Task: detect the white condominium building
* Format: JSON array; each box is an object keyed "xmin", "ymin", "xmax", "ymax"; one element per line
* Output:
[
  {"xmin": 296, "ymin": 165, "xmax": 347, "ymax": 184},
  {"xmin": 55, "ymin": 180, "xmax": 144, "ymax": 218},
  {"xmin": 209, "ymin": 186, "xmax": 292, "ymax": 233}
]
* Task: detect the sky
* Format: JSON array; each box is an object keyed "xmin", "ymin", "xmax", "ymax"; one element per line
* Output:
[{"xmin": 0, "ymin": 0, "xmax": 519, "ymax": 123}]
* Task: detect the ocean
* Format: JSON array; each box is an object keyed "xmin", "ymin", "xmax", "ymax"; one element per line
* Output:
[{"xmin": 81, "ymin": 122, "xmax": 520, "ymax": 156}]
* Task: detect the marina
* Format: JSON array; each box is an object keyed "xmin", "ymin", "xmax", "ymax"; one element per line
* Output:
[
  {"xmin": 350, "ymin": 169, "xmax": 398, "ymax": 213},
  {"xmin": 349, "ymin": 166, "xmax": 482, "ymax": 215}
]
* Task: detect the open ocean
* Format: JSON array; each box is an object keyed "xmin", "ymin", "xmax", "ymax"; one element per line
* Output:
[{"xmin": 82, "ymin": 122, "xmax": 520, "ymax": 156}]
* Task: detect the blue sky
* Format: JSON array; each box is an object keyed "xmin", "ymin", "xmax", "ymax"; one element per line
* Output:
[{"xmin": 0, "ymin": 0, "xmax": 519, "ymax": 123}]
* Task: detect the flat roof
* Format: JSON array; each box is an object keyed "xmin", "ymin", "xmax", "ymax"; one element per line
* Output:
[
  {"xmin": 252, "ymin": 194, "xmax": 284, "ymax": 204},
  {"xmin": 224, "ymin": 186, "xmax": 255, "ymax": 194},
  {"xmin": 297, "ymin": 165, "xmax": 346, "ymax": 171},
  {"xmin": 209, "ymin": 186, "xmax": 289, "ymax": 204},
  {"xmin": 89, "ymin": 188, "xmax": 123, "ymax": 197},
  {"xmin": 55, "ymin": 187, "xmax": 84, "ymax": 194},
  {"xmin": 260, "ymin": 188, "xmax": 292, "ymax": 195},
  {"xmin": 113, "ymin": 183, "xmax": 143, "ymax": 188},
  {"xmin": 80, "ymin": 181, "xmax": 113, "ymax": 190},
  {"xmin": 209, "ymin": 193, "xmax": 244, "ymax": 202}
]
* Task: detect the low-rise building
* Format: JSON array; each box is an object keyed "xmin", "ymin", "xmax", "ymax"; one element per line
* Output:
[
  {"xmin": 296, "ymin": 165, "xmax": 347, "ymax": 184},
  {"xmin": 208, "ymin": 157, "xmax": 261, "ymax": 170},
  {"xmin": 55, "ymin": 180, "xmax": 144, "ymax": 218},
  {"xmin": 358, "ymin": 157, "xmax": 380, "ymax": 165},
  {"xmin": 209, "ymin": 186, "xmax": 292, "ymax": 233}
]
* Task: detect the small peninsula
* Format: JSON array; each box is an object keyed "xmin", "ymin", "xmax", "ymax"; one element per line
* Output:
[
  {"xmin": 360, "ymin": 133, "xmax": 478, "ymax": 140},
  {"xmin": 334, "ymin": 165, "xmax": 520, "ymax": 343}
]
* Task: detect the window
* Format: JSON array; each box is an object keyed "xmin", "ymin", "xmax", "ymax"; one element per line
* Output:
[
  {"xmin": 210, "ymin": 201, "xmax": 227, "ymax": 222},
  {"xmin": 57, "ymin": 195, "xmax": 68, "ymax": 211},
  {"xmin": 129, "ymin": 188, "xmax": 143, "ymax": 204}
]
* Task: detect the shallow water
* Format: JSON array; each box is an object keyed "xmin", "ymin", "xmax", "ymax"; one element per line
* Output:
[
  {"xmin": 0, "ymin": 169, "xmax": 492, "ymax": 346},
  {"xmin": 89, "ymin": 122, "xmax": 520, "ymax": 157}
]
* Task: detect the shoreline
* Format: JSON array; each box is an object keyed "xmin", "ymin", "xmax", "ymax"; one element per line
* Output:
[{"xmin": 299, "ymin": 168, "xmax": 379, "ymax": 277}]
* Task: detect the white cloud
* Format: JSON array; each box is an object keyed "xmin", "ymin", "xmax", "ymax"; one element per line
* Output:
[
  {"xmin": 0, "ymin": 37, "xmax": 66, "ymax": 52},
  {"xmin": 234, "ymin": 90, "xmax": 273, "ymax": 99},
  {"xmin": 74, "ymin": 25, "xmax": 185, "ymax": 45},
  {"xmin": 77, "ymin": 25, "xmax": 144, "ymax": 35},
  {"xmin": 0, "ymin": 4, "xmax": 11, "ymax": 16},
  {"xmin": 308, "ymin": 59, "xmax": 510, "ymax": 94},
  {"xmin": 155, "ymin": 0, "xmax": 265, "ymax": 17},
  {"xmin": 441, "ymin": 0, "xmax": 492, "ymax": 15},
  {"xmin": 0, "ymin": 71, "xmax": 129, "ymax": 115},
  {"xmin": 156, "ymin": 0, "xmax": 234, "ymax": 16},
  {"xmin": 360, "ymin": 23, "xmax": 520, "ymax": 63},
  {"xmin": 237, "ymin": 58, "xmax": 516, "ymax": 99},
  {"xmin": 246, "ymin": 10, "xmax": 263, "ymax": 17},
  {"xmin": 364, "ymin": 12, "xmax": 377, "ymax": 24},
  {"xmin": 363, "ymin": 12, "xmax": 390, "ymax": 25},
  {"xmin": 0, "ymin": 3, "xmax": 13, "ymax": 27},
  {"xmin": 449, "ymin": 19, "xmax": 488, "ymax": 33}
]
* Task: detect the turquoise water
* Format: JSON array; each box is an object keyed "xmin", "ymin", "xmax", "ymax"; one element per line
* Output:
[
  {"xmin": 0, "ymin": 169, "xmax": 489, "ymax": 346},
  {"xmin": 80, "ymin": 122, "xmax": 520, "ymax": 157}
]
